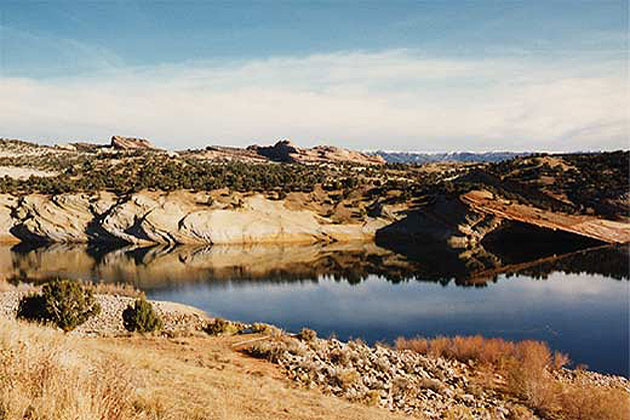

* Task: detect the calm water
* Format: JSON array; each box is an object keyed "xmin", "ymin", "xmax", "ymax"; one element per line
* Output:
[
  {"xmin": 2, "ymin": 241, "xmax": 628, "ymax": 377},
  {"xmin": 148, "ymin": 272, "xmax": 628, "ymax": 377}
]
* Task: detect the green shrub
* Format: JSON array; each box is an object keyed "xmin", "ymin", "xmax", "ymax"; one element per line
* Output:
[
  {"xmin": 122, "ymin": 297, "xmax": 163, "ymax": 333},
  {"xmin": 17, "ymin": 279, "xmax": 101, "ymax": 332}
]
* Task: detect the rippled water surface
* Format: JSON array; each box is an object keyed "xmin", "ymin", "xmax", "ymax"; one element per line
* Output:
[{"xmin": 2, "ymin": 242, "xmax": 628, "ymax": 376}]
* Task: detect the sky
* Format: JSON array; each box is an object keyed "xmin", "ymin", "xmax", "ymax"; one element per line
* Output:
[{"xmin": 0, "ymin": 0, "xmax": 628, "ymax": 152}]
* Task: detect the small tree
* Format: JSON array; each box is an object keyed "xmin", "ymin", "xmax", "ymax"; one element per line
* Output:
[
  {"xmin": 17, "ymin": 279, "xmax": 101, "ymax": 332},
  {"xmin": 122, "ymin": 297, "xmax": 163, "ymax": 333}
]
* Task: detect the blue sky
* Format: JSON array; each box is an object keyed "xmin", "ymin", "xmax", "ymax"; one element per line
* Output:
[{"xmin": 1, "ymin": 1, "xmax": 628, "ymax": 151}]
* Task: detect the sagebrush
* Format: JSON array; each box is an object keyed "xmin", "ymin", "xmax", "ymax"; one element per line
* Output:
[
  {"xmin": 17, "ymin": 279, "xmax": 100, "ymax": 332},
  {"xmin": 122, "ymin": 297, "xmax": 163, "ymax": 333}
]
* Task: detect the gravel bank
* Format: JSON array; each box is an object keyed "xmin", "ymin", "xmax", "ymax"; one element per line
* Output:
[
  {"xmin": 0, "ymin": 290, "xmax": 208, "ymax": 336},
  {"xmin": 243, "ymin": 334, "xmax": 630, "ymax": 419}
]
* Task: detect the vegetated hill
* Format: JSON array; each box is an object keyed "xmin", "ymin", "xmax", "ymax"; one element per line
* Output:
[
  {"xmin": 0, "ymin": 137, "xmax": 627, "ymax": 221},
  {"xmin": 373, "ymin": 150, "xmax": 528, "ymax": 163},
  {"xmin": 0, "ymin": 136, "xmax": 627, "ymax": 246},
  {"xmin": 484, "ymin": 151, "xmax": 630, "ymax": 221}
]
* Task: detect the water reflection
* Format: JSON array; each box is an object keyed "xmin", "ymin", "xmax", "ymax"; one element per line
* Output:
[{"xmin": 2, "ymin": 240, "xmax": 628, "ymax": 289}]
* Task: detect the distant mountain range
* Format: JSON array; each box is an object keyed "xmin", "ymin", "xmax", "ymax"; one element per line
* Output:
[{"xmin": 372, "ymin": 151, "xmax": 529, "ymax": 163}]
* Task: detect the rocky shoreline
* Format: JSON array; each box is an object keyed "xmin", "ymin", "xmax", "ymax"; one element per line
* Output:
[
  {"xmin": 243, "ymin": 331, "xmax": 630, "ymax": 419},
  {"xmin": 1, "ymin": 289, "xmax": 627, "ymax": 419}
]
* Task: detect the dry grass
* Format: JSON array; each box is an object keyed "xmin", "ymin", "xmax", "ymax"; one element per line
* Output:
[
  {"xmin": 87, "ymin": 282, "xmax": 145, "ymax": 298},
  {"xmin": 396, "ymin": 335, "xmax": 629, "ymax": 419},
  {"xmin": 0, "ymin": 319, "xmax": 412, "ymax": 420},
  {"xmin": 0, "ymin": 280, "xmax": 14, "ymax": 292},
  {"xmin": 0, "ymin": 319, "xmax": 157, "ymax": 419},
  {"xmin": 558, "ymin": 381, "xmax": 630, "ymax": 419},
  {"xmin": 0, "ymin": 279, "xmax": 35, "ymax": 292},
  {"xmin": 395, "ymin": 335, "xmax": 569, "ymax": 368}
]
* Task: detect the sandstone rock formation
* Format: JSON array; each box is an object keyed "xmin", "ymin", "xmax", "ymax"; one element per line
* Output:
[
  {"xmin": 110, "ymin": 135, "xmax": 158, "ymax": 150},
  {"xmin": 196, "ymin": 146, "xmax": 268, "ymax": 163},
  {"xmin": 0, "ymin": 191, "xmax": 389, "ymax": 245},
  {"xmin": 0, "ymin": 196, "xmax": 18, "ymax": 243},
  {"xmin": 1, "ymin": 188, "xmax": 623, "ymax": 248},
  {"xmin": 375, "ymin": 195, "xmax": 503, "ymax": 247},
  {"xmin": 251, "ymin": 139, "xmax": 385, "ymax": 165}
]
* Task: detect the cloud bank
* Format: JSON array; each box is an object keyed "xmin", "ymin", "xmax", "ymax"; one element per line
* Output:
[{"xmin": 1, "ymin": 50, "xmax": 627, "ymax": 151}]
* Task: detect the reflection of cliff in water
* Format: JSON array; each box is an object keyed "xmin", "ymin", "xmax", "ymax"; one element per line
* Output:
[
  {"xmin": 375, "ymin": 218, "xmax": 610, "ymax": 278},
  {"xmin": 481, "ymin": 221, "xmax": 606, "ymax": 264},
  {"xmin": 4, "ymin": 242, "xmax": 411, "ymax": 289},
  {"xmin": 1, "ymin": 235, "xmax": 627, "ymax": 290},
  {"xmin": 504, "ymin": 245, "xmax": 629, "ymax": 281}
]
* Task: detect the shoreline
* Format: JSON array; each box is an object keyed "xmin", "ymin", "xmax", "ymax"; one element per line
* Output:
[
  {"xmin": 1, "ymin": 286, "xmax": 628, "ymax": 419},
  {"xmin": 1, "ymin": 284, "xmax": 628, "ymax": 380}
]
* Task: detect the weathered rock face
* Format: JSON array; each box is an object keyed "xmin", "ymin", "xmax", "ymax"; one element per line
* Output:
[
  {"xmin": 0, "ymin": 191, "xmax": 386, "ymax": 245},
  {"xmin": 0, "ymin": 196, "xmax": 18, "ymax": 243},
  {"xmin": 308, "ymin": 144, "xmax": 386, "ymax": 165},
  {"xmin": 252, "ymin": 139, "xmax": 385, "ymax": 165},
  {"xmin": 110, "ymin": 136, "xmax": 158, "ymax": 150},
  {"xmin": 375, "ymin": 195, "xmax": 504, "ymax": 248},
  {"xmin": 0, "ymin": 188, "xmax": 513, "ymax": 247},
  {"xmin": 11, "ymin": 193, "xmax": 118, "ymax": 243}
]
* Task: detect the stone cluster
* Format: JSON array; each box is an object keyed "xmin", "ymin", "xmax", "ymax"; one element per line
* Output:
[{"xmin": 246, "ymin": 335, "xmax": 519, "ymax": 419}]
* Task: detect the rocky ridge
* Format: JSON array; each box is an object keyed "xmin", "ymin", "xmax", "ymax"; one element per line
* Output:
[
  {"xmin": 0, "ymin": 191, "xmax": 388, "ymax": 245},
  {"xmin": 250, "ymin": 139, "xmax": 386, "ymax": 165},
  {"xmin": 0, "ymin": 138, "xmax": 627, "ymax": 247}
]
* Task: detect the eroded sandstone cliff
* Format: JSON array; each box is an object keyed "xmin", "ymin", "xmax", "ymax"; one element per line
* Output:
[
  {"xmin": 0, "ymin": 191, "xmax": 391, "ymax": 245},
  {"xmin": 0, "ymin": 190, "xmax": 502, "ymax": 246}
]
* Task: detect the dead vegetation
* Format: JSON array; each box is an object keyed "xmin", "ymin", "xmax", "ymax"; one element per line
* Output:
[
  {"xmin": 1, "ymin": 291, "xmax": 628, "ymax": 419},
  {"xmin": 0, "ymin": 318, "xmax": 160, "ymax": 419},
  {"xmin": 0, "ymin": 318, "xmax": 410, "ymax": 420},
  {"xmin": 396, "ymin": 335, "xmax": 630, "ymax": 419}
]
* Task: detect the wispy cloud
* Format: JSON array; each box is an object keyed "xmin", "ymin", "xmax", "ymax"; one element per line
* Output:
[
  {"xmin": 0, "ymin": 25, "xmax": 124, "ymax": 77},
  {"xmin": 0, "ymin": 50, "xmax": 627, "ymax": 151}
]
